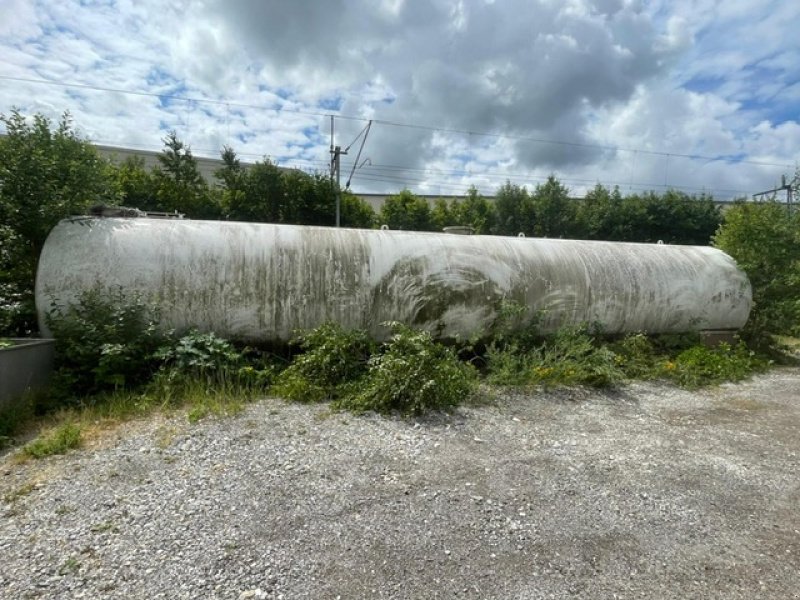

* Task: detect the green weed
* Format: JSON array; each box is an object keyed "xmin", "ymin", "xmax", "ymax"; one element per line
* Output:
[
  {"xmin": 45, "ymin": 287, "xmax": 166, "ymax": 400},
  {"xmin": 3, "ymin": 481, "xmax": 36, "ymax": 503},
  {"xmin": 666, "ymin": 341, "xmax": 769, "ymax": 388},
  {"xmin": 337, "ymin": 323, "xmax": 478, "ymax": 415},
  {"xmin": 488, "ymin": 325, "xmax": 622, "ymax": 388},
  {"xmin": 608, "ymin": 333, "xmax": 661, "ymax": 379},
  {"xmin": 23, "ymin": 423, "xmax": 82, "ymax": 459},
  {"xmin": 154, "ymin": 329, "xmax": 242, "ymax": 376},
  {"xmin": 273, "ymin": 322, "xmax": 374, "ymax": 403},
  {"xmin": 58, "ymin": 557, "xmax": 81, "ymax": 576}
]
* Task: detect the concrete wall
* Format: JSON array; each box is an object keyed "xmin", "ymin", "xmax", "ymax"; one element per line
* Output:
[
  {"xmin": 95, "ymin": 143, "xmax": 234, "ymax": 185},
  {"xmin": 36, "ymin": 218, "xmax": 751, "ymax": 343},
  {"xmin": 91, "ymin": 143, "xmax": 752, "ymax": 212},
  {"xmin": 0, "ymin": 339, "xmax": 55, "ymax": 411}
]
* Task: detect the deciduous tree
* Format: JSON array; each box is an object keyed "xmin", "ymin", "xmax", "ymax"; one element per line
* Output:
[{"xmin": 0, "ymin": 109, "xmax": 110, "ymax": 334}]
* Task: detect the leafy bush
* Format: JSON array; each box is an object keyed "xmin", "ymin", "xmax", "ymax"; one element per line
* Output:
[
  {"xmin": 483, "ymin": 302, "xmax": 541, "ymax": 385},
  {"xmin": 46, "ymin": 287, "xmax": 166, "ymax": 399},
  {"xmin": 666, "ymin": 341, "xmax": 768, "ymax": 388},
  {"xmin": 149, "ymin": 329, "xmax": 277, "ymax": 411},
  {"xmin": 713, "ymin": 201, "xmax": 800, "ymax": 340},
  {"xmin": 378, "ymin": 189, "xmax": 436, "ymax": 231},
  {"xmin": 0, "ymin": 225, "xmax": 30, "ymax": 335},
  {"xmin": 488, "ymin": 325, "xmax": 623, "ymax": 388},
  {"xmin": 488, "ymin": 300, "xmax": 542, "ymax": 350},
  {"xmin": 485, "ymin": 344, "xmax": 531, "ymax": 386},
  {"xmin": 0, "ymin": 110, "xmax": 111, "ymax": 336},
  {"xmin": 526, "ymin": 326, "xmax": 622, "ymax": 388},
  {"xmin": 487, "ymin": 322, "xmax": 769, "ymax": 389},
  {"xmin": 155, "ymin": 329, "xmax": 242, "ymax": 376},
  {"xmin": 338, "ymin": 323, "xmax": 477, "ymax": 415},
  {"xmin": 609, "ymin": 333, "xmax": 661, "ymax": 379},
  {"xmin": 272, "ymin": 322, "xmax": 374, "ymax": 403}
]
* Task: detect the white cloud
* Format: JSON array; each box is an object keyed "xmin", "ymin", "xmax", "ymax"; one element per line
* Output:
[{"xmin": 0, "ymin": 0, "xmax": 797, "ymax": 199}]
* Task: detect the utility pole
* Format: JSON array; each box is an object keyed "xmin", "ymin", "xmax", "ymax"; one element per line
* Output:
[
  {"xmin": 330, "ymin": 116, "xmax": 347, "ymax": 227},
  {"xmin": 753, "ymin": 174, "xmax": 794, "ymax": 212},
  {"xmin": 330, "ymin": 116, "xmax": 372, "ymax": 226}
]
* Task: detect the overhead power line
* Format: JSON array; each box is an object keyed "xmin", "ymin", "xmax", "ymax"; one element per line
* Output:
[
  {"xmin": 347, "ymin": 170, "xmax": 750, "ymax": 198},
  {"xmin": 0, "ymin": 74, "xmax": 364, "ymax": 122},
  {"xmin": 371, "ymin": 118, "xmax": 794, "ymax": 169},
  {"xmin": 88, "ymin": 137, "xmax": 754, "ymax": 197},
  {"xmin": 2, "ymin": 74, "xmax": 796, "ymax": 171}
]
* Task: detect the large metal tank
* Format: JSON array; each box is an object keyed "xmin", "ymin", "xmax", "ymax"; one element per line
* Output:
[{"xmin": 35, "ymin": 217, "xmax": 751, "ymax": 342}]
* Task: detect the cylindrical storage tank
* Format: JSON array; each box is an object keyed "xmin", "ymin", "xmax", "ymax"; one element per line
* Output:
[{"xmin": 35, "ymin": 217, "xmax": 751, "ymax": 342}]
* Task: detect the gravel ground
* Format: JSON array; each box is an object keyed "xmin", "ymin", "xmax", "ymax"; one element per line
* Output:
[{"xmin": 1, "ymin": 368, "xmax": 799, "ymax": 599}]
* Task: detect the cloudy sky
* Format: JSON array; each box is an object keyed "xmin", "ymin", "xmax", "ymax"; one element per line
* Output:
[{"xmin": 1, "ymin": 0, "xmax": 798, "ymax": 199}]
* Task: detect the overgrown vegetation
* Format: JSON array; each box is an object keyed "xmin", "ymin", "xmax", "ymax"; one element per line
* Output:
[
  {"xmin": 2, "ymin": 288, "xmax": 776, "ymax": 459},
  {"xmin": 488, "ymin": 325, "xmax": 623, "ymax": 388},
  {"xmin": 0, "ymin": 110, "xmax": 109, "ymax": 335},
  {"xmin": 45, "ymin": 288, "xmax": 167, "ymax": 401},
  {"xmin": 337, "ymin": 323, "xmax": 478, "ymax": 416},
  {"xmin": 22, "ymin": 423, "xmax": 82, "ymax": 458},
  {"xmin": 487, "ymin": 325, "xmax": 768, "ymax": 390},
  {"xmin": 2, "ymin": 289, "xmax": 278, "ymax": 456},
  {"xmin": 713, "ymin": 200, "xmax": 800, "ymax": 343},
  {"xmin": 273, "ymin": 322, "xmax": 374, "ymax": 403},
  {"xmin": 668, "ymin": 342, "xmax": 768, "ymax": 388},
  {"xmin": 1, "ymin": 108, "xmax": 796, "ymax": 459},
  {"xmin": 273, "ymin": 322, "xmax": 475, "ymax": 415},
  {"xmin": 479, "ymin": 301, "xmax": 770, "ymax": 389}
]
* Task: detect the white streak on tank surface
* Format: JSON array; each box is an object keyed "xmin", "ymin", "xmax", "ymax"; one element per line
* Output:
[{"xmin": 35, "ymin": 218, "xmax": 751, "ymax": 341}]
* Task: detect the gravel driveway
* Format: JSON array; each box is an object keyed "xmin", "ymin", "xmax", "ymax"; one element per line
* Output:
[{"xmin": 2, "ymin": 368, "xmax": 799, "ymax": 599}]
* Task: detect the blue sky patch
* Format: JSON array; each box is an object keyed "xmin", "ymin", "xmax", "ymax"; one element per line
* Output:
[
  {"xmin": 684, "ymin": 75, "xmax": 726, "ymax": 95},
  {"xmin": 318, "ymin": 96, "xmax": 343, "ymax": 111}
]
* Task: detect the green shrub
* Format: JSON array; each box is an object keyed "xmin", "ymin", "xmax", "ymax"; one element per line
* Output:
[
  {"xmin": 155, "ymin": 329, "xmax": 242, "ymax": 376},
  {"xmin": 272, "ymin": 322, "xmax": 374, "ymax": 403},
  {"xmin": 609, "ymin": 333, "xmax": 660, "ymax": 379},
  {"xmin": 23, "ymin": 423, "xmax": 82, "ymax": 458},
  {"xmin": 43, "ymin": 289, "xmax": 279, "ymax": 416},
  {"xmin": 480, "ymin": 301, "xmax": 544, "ymax": 382},
  {"xmin": 713, "ymin": 201, "xmax": 800, "ymax": 341},
  {"xmin": 0, "ymin": 226, "xmax": 31, "ymax": 335},
  {"xmin": 527, "ymin": 326, "xmax": 622, "ymax": 388},
  {"xmin": 45, "ymin": 287, "xmax": 166, "ymax": 400},
  {"xmin": 666, "ymin": 341, "xmax": 768, "ymax": 388},
  {"xmin": 0, "ymin": 110, "xmax": 111, "ymax": 336},
  {"xmin": 147, "ymin": 332, "xmax": 278, "ymax": 413},
  {"xmin": 487, "ymin": 300, "xmax": 542, "ymax": 351},
  {"xmin": 338, "ymin": 323, "xmax": 477, "ymax": 415},
  {"xmin": 488, "ymin": 325, "xmax": 623, "ymax": 388},
  {"xmin": 485, "ymin": 343, "xmax": 531, "ymax": 386}
]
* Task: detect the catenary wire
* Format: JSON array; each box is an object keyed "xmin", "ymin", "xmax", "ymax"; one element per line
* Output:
[{"xmin": 2, "ymin": 74, "xmax": 796, "ymax": 170}]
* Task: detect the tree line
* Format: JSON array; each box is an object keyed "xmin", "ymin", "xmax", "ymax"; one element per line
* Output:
[{"xmin": 381, "ymin": 180, "xmax": 721, "ymax": 245}]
